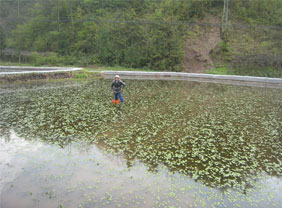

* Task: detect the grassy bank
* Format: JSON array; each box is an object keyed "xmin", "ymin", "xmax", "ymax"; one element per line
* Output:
[
  {"xmin": 84, "ymin": 65, "xmax": 154, "ymax": 72},
  {"xmin": 205, "ymin": 66, "xmax": 282, "ymax": 78},
  {"xmin": 205, "ymin": 67, "xmax": 236, "ymax": 75}
]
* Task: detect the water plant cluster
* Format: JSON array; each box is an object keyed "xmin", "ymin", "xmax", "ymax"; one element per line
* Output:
[{"xmin": 0, "ymin": 79, "xmax": 281, "ymax": 192}]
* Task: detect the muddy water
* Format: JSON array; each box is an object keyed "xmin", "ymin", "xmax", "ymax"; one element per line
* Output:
[{"xmin": 0, "ymin": 79, "xmax": 281, "ymax": 208}]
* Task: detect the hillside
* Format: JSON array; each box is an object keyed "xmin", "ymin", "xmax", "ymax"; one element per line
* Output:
[
  {"xmin": 0, "ymin": 0, "xmax": 282, "ymax": 77},
  {"xmin": 183, "ymin": 16, "xmax": 221, "ymax": 73}
]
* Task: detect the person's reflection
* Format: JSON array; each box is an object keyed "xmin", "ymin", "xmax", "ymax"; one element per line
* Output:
[{"xmin": 3, "ymin": 130, "xmax": 11, "ymax": 142}]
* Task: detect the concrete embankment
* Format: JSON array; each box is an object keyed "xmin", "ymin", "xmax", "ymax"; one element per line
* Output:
[
  {"xmin": 101, "ymin": 71, "xmax": 282, "ymax": 89},
  {"xmin": 0, "ymin": 66, "xmax": 83, "ymax": 83},
  {"xmin": 1, "ymin": 66, "xmax": 282, "ymax": 88},
  {"xmin": 0, "ymin": 66, "xmax": 82, "ymax": 75}
]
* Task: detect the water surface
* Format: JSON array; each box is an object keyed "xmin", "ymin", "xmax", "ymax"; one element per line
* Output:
[{"xmin": 0, "ymin": 79, "xmax": 281, "ymax": 207}]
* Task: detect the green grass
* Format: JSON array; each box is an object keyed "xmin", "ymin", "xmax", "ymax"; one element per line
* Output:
[
  {"xmin": 73, "ymin": 70, "xmax": 103, "ymax": 80},
  {"xmin": 73, "ymin": 72, "xmax": 88, "ymax": 79},
  {"xmin": 205, "ymin": 67, "xmax": 235, "ymax": 75},
  {"xmin": 0, "ymin": 61, "xmax": 35, "ymax": 66},
  {"xmin": 206, "ymin": 66, "xmax": 282, "ymax": 78},
  {"xmin": 84, "ymin": 66, "xmax": 154, "ymax": 72},
  {"xmin": 235, "ymin": 67, "xmax": 282, "ymax": 78}
]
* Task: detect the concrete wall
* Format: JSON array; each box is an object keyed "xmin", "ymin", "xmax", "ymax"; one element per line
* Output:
[
  {"xmin": 1, "ymin": 67, "xmax": 281, "ymax": 88},
  {"xmin": 0, "ymin": 66, "xmax": 82, "ymax": 75},
  {"xmin": 102, "ymin": 71, "xmax": 282, "ymax": 89}
]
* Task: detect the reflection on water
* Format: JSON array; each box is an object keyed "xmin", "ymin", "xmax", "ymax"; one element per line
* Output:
[
  {"xmin": 0, "ymin": 79, "xmax": 282, "ymax": 207},
  {"xmin": 0, "ymin": 131, "xmax": 42, "ymax": 196},
  {"xmin": 1, "ymin": 135, "xmax": 282, "ymax": 208}
]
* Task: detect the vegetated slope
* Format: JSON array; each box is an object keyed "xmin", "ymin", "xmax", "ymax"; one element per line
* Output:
[
  {"xmin": 0, "ymin": 0, "xmax": 281, "ymax": 76},
  {"xmin": 226, "ymin": 27, "xmax": 282, "ymax": 77},
  {"xmin": 183, "ymin": 16, "xmax": 221, "ymax": 73}
]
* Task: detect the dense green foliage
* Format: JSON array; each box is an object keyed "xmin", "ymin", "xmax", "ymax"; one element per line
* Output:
[
  {"xmin": 6, "ymin": 0, "xmax": 211, "ymax": 70},
  {"xmin": 0, "ymin": 26, "xmax": 6, "ymax": 51},
  {"xmin": 232, "ymin": 0, "xmax": 282, "ymax": 25},
  {"xmin": 218, "ymin": 0, "xmax": 282, "ymax": 76},
  {"xmin": 1, "ymin": 0, "xmax": 282, "ymax": 73}
]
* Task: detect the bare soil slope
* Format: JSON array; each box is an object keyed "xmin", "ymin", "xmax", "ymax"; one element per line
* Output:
[{"xmin": 183, "ymin": 17, "xmax": 221, "ymax": 73}]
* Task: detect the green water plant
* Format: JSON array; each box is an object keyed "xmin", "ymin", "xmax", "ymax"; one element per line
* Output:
[{"xmin": 0, "ymin": 79, "xmax": 281, "ymax": 191}]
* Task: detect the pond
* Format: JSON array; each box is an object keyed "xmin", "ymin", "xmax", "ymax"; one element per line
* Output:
[{"xmin": 0, "ymin": 79, "xmax": 281, "ymax": 208}]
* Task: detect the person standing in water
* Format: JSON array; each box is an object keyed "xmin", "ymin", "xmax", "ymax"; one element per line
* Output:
[{"xmin": 111, "ymin": 75, "xmax": 126, "ymax": 103}]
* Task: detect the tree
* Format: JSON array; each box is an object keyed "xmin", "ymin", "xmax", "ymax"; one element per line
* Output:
[
  {"xmin": 0, "ymin": 26, "xmax": 6, "ymax": 51},
  {"xmin": 4, "ymin": 0, "xmax": 282, "ymax": 73}
]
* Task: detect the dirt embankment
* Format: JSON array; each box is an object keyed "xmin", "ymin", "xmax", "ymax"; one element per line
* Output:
[
  {"xmin": 0, "ymin": 72, "xmax": 74, "ymax": 83},
  {"xmin": 183, "ymin": 16, "xmax": 222, "ymax": 73}
]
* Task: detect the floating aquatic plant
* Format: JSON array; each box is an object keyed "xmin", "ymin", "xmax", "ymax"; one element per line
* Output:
[{"xmin": 0, "ymin": 79, "xmax": 281, "ymax": 191}]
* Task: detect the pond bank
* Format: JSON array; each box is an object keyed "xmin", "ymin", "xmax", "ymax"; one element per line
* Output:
[
  {"xmin": 0, "ymin": 66, "xmax": 95, "ymax": 83},
  {"xmin": 0, "ymin": 72, "xmax": 75, "ymax": 83},
  {"xmin": 0, "ymin": 66, "xmax": 82, "ymax": 74},
  {"xmin": 1, "ymin": 66, "xmax": 282, "ymax": 88},
  {"xmin": 101, "ymin": 71, "xmax": 282, "ymax": 89}
]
